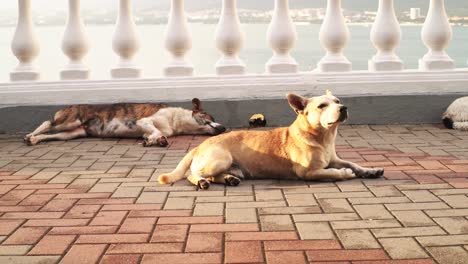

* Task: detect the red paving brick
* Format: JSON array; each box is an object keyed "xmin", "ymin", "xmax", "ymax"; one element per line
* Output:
[
  {"xmin": 100, "ymin": 254, "xmax": 141, "ymax": 264},
  {"xmin": 265, "ymin": 251, "xmax": 307, "ymax": 264},
  {"xmin": 151, "ymin": 224, "xmax": 189, "ymax": 242},
  {"xmin": 186, "ymin": 232, "xmax": 223, "ymax": 252},
  {"xmin": 60, "ymin": 244, "xmax": 107, "ymax": 264},
  {"xmin": 265, "ymin": 240, "xmax": 342, "ymax": 251},
  {"xmin": 3, "ymin": 227, "xmax": 48, "ymax": 245},
  {"xmin": 118, "ymin": 217, "xmax": 156, "ymax": 233},
  {"xmin": 141, "ymin": 253, "xmax": 222, "ymax": 264},
  {"xmin": 28, "ymin": 234, "xmax": 75, "ymax": 255},
  {"xmin": 0, "ymin": 126, "xmax": 467, "ymax": 263},
  {"xmin": 225, "ymin": 241, "xmax": 264, "ymax": 263},
  {"xmin": 226, "ymin": 231, "xmax": 299, "ymax": 241},
  {"xmin": 306, "ymin": 249, "xmax": 389, "ymax": 261},
  {"xmin": 107, "ymin": 243, "xmax": 183, "ymax": 254}
]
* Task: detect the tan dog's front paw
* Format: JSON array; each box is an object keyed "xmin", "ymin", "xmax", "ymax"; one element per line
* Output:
[
  {"xmin": 339, "ymin": 168, "xmax": 356, "ymax": 180},
  {"xmin": 359, "ymin": 168, "xmax": 384, "ymax": 179}
]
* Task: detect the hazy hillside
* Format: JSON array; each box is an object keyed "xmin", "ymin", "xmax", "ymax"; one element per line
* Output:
[{"xmin": 140, "ymin": 0, "xmax": 468, "ymax": 16}]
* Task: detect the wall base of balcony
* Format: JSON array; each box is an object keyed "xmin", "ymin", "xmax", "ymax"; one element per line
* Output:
[{"xmin": 1, "ymin": 70, "xmax": 468, "ymax": 134}]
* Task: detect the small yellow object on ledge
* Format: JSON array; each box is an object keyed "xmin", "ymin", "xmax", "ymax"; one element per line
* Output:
[{"xmin": 249, "ymin": 114, "xmax": 267, "ymax": 128}]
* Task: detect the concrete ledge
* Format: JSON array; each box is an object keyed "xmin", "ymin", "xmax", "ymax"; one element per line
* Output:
[
  {"xmin": 0, "ymin": 94, "xmax": 464, "ymax": 134},
  {"xmin": 1, "ymin": 70, "xmax": 468, "ymax": 134}
]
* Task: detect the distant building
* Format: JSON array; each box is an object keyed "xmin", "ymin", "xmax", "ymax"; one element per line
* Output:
[{"xmin": 410, "ymin": 8, "xmax": 421, "ymax": 20}]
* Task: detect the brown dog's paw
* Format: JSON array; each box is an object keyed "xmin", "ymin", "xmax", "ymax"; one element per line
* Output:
[
  {"xmin": 198, "ymin": 179, "xmax": 210, "ymax": 190},
  {"xmin": 156, "ymin": 136, "xmax": 168, "ymax": 147},
  {"xmin": 360, "ymin": 168, "xmax": 384, "ymax": 179},
  {"xmin": 24, "ymin": 136, "xmax": 38, "ymax": 146},
  {"xmin": 224, "ymin": 175, "xmax": 241, "ymax": 186}
]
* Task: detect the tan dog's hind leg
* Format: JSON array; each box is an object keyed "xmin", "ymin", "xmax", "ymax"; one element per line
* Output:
[
  {"xmin": 188, "ymin": 148, "xmax": 233, "ymax": 189},
  {"xmin": 329, "ymin": 158, "xmax": 384, "ymax": 179},
  {"xmin": 208, "ymin": 174, "xmax": 242, "ymax": 186},
  {"xmin": 28, "ymin": 128, "xmax": 87, "ymax": 145},
  {"xmin": 305, "ymin": 168, "xmax": 356, "ymax": 181}
]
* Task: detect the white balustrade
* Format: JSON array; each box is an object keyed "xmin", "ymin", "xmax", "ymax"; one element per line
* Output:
[
  {"xmin": 266, "ymin": 0, "xmax": 298, "ymax": 74},
  {"xmin": 61, "ymin": 0, "xmax": 90, "ymax": 80},
  {"xmin": 7, "ymin": 0, "xmax": 468, "ymax": 83},
  {"xmin": 10, "ymin": 0, "xmax": 40, "ymax": 81},
  {"xmin": 164, "ymin": 0, "xmax": 193, "ymax": 77},
  {"xmin": 215, "ymin": 0, "xmax": 245, "ymax": 75},
  {"xmin": 111, "ymin": 0, "xmax": 141, "ymax": 78},
  {"xmin": 369, "ymin": 0, "xmax": 403, "ymax": 71},
  {"xmin": 317, "ymin": 0, "xmax": 351, "ymax": 72},
  {"xmin": 419, "ymin": 0, "xmax": 454, "ymax": 71}
]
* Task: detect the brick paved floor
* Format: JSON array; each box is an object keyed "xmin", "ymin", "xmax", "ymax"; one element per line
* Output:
[{"xmin": 0, "ymin": 124, "xmax": 467, "ymax": 264}]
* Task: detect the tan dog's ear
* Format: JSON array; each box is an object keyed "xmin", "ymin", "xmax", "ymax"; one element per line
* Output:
[
  {"xmin": 287, "ymin": 94, "xmax": 308, "ymax": 115},
  {"xmin": 192, "ymin": 98, "xmax": 202, "ymax": 111},
  {"xmin": 326, "ymin": 89, "xmax": 333, "ymax": 96}
]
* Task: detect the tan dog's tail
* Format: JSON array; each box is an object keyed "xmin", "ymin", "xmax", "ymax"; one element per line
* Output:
[{"xmin": 158, "ymin": 148, "xmax": 196, "ymax": 184}]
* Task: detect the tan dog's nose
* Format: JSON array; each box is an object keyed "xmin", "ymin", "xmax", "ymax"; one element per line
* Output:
[{"xmin": 340, "ymin": 106, "xmax": 348, "ymax": 113}]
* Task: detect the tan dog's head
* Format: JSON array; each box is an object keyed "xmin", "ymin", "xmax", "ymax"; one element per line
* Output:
[
  {"xmin": 287, "ymin": 90, "xmax": 348, "ymax": 130},
  {"xmin": 191, "ymin": 98, "xmax": 226, "ymax": 135}
]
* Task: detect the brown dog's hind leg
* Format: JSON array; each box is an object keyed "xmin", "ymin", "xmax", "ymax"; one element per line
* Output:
[
  {"xmin": 25, "ymin": 120, "xmax": 53, "ymax": 140},
  {"xmin": 27, "ymin": 128, "xmax": 87, "ymax": 146}
]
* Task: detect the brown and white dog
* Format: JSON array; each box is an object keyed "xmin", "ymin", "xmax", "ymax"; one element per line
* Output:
[
  {"xmin": 158, "ymin": 91, "xmax": 384, "ymax": 189},
  {"xmin": 24, "ymin": 99, "xmax": 226, "ymax": 147}
]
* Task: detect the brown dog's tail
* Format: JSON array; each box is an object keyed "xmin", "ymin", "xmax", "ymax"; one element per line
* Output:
[{"xmin": 158, "ymin": 148, "xmax": 196, "ymax": 184}]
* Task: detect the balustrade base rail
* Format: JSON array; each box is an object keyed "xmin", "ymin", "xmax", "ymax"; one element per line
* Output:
[{"xmin": 1, "ymin": 70, "xmax": 468, "ymax": 134}]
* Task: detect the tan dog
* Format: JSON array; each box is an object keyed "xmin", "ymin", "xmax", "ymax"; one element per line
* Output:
[
  {"xmin": 24, "ymin": 99, "xmax": 226, "ymax": 147},
  {"xmin": 158, "ymin": 91, "xmax": 384, "ymax": 189}
]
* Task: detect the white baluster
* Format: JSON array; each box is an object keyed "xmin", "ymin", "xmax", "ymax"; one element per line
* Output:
[
  {"xmin": 215, "ymin": 0, "xmax": 245, "ymax": 75},
  {"xmin": 266, "ymin": 0, "xmax": 298, "ymax": 74},
  {"xmin": 163, "ymin": 0, "xmax": 193, "ymax": 77},
  {"xmin": 111, "ymin": 0, "xmax": 140, "ymax": 78},
  {"xmin": 10, "ymin": 0, "xmax": 40, "ymax": 81},
  {"xmin": 419, "ymin": 0, "xmax": 454, "ymax": 70},
  {"xmin": 61, "ymin": 0, "xmax": 90, "ymax": 80},
  {"xmin": 369, "ymin": 0, "xmax": 403, "ymax": 71},
  {"xmin": 317, "ymin": 0, "xmax": 351, "ymax": 72}
]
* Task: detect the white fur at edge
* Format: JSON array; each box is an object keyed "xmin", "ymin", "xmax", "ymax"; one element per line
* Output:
[{"xmin": 444, "ymin": 97, "xmax": 468, "ymax": 131}]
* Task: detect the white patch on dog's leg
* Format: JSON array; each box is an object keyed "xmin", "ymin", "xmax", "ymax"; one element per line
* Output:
[
  {"xmin": 305, "ymin": 168, "xmax": 356, "ymax": 181},
  {"xmin": 29, "ymin": 127, "xmax": 87, "ymax": 145},
  {"xmin": 137, "ymin": 118, "xmax": 167, "ymax": 147},
  {"xmin": 26, "ymin": 120, "xmax": 52, "ymax": 139}
]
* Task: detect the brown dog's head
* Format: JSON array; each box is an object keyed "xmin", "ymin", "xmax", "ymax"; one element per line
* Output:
[
  {"xmin": 287, "ymin": 90, "xmax": 348, "ymax": 130},
  {"xmin": 191, "ymin": 98, "xmax": 226, "ymax": 135}
]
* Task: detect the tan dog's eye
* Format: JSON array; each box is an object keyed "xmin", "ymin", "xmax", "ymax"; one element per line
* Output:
[
  {"xmin": 318, "ymin": 103, "xmax": 328, "ymax": 109},
  {"xmin": 334, "ymin": 100, "xmax": 340, "ymax": 104}
]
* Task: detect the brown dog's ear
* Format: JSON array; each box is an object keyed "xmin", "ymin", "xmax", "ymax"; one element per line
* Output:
[
  {"xmin": 287, "ymin": 94, "xmax": 308, "ymax": 115},
  {"xmin": 192, "ymin": 98, "xmax": 202, "ymax": 111}
]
